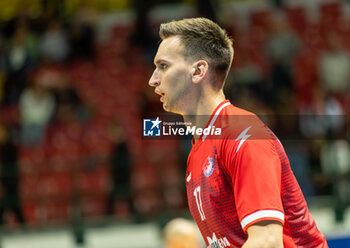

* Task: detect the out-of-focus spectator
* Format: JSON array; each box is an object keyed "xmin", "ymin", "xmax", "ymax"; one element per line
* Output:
[
  {"xmin": 298, "ymin": 86, "xmax": 346, "ymax": 198},
  {"xmin": 270, "ymin": 0, "xmax": 284, "ymax": 8},
  {"xmin": 229, "ymin": 35, "xmax": 265, "ymax": 101},
  {"xmin": 19, "ymin": 70, "xmax": 55, "ymax": 145},
  {"xmin": 31, "ymin": 1, "xmax": 60, "ymax": 34},
  {"xmin": 321, "ymin": 140, "xmax": 350, "ymax": 222},
  {"xmin": 2, "ymin": 11, "xmax": 40, "ymax": 61},
  {"xmin": 265, "ymin": 13, "xmax": 300, "ymax": 65},
  {"xmin": 2, "ymin": 23, "xmax": 36, "ymax": 105},
  {"xmin": 53, "ymin": 71, "xmax": 81, "ymax": 109},
  {"xmin": 319, "ymin": 32, "xmax": 350, "ymax": 94},
  {"xmin": 0, "ymin": 124, "xmax": 25, "ymax": 226},
  {"xmin": 106, "ymin": 122, "xmax": 132, "ymax": 219},
  {"xmin": 68, "ymin": 4, "xmax": 98, "ymax": 60},
  {"xmin": 52, "ymin": 71, "xmax": 82, "ymax": 125},
  {"xmin": 5, "ymin": 25, "xmax": 30, "ymax": 71},
  {"xmin": 130, "ymin": 0, "xmax": 158, "ymax": 60},
  {"xmin": 285, "ymin": 143, "xmax": 316, "ymax": 197},
  {"xmin": 68, "ymin": 22, "xmax": 95, "ymax": 60},
  {"xmin": 196, "ymin": 0, "xmax": 218, "ymax": 23},
  {"xmin": 232, "ymin": 56, "xmax": 263, "ymax": 90},
  {"xmin": 299, "ymin": 87, "xmax": 344, "ymax": 139},
  {"xmin": 265, "ymin": 12, "xmax": 300, "ymax": 99},
  {"xmin": 40, "ymin": 19, "xmax": 70, "ymax": 62},
  {"xmin": 163, "ymin": 218, "xmax": 202, "ymax": 248}
]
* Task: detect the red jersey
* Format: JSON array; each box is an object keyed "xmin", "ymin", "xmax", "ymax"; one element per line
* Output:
[{"xmin": 186, "ymin": 100, "xmax": 328, "ymax": 248}]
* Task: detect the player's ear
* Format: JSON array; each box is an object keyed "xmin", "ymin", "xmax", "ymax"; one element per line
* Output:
[{"xmin": 191, "ymin": 60, "xmax": 208, "ymax": 84}]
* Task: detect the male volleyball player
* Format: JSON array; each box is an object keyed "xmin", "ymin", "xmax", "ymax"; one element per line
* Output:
[{"xmin": 149, "ymin": 17, "xmax": 328, "ymax": 248}]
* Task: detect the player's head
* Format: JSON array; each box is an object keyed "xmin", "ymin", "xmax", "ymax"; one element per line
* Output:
[
  {"xmin": 159, "ymin": 18, "xmax": 234, "ymax": 83},
  {"xmin": 149, "ymin": 17, "xmax": 233, "ymax": 114},
  {"xmin": 163, "ymin": 218, "xmax": 200, "ymax": 248}
]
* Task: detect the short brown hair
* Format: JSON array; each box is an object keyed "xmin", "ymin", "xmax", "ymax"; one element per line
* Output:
[{"xmin": 159, "ymin": 17, "xmax": 234, "ymax": 85}]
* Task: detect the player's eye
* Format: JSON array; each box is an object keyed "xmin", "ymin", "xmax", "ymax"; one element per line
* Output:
[{"xmin": 159, "ymin": 63, "xmax": 168, "ymax": 70}]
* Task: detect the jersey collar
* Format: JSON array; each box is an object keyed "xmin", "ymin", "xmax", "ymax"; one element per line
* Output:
[{"xmin": 191, "ymin": 99, "xmax": 231, "ymax": 147}]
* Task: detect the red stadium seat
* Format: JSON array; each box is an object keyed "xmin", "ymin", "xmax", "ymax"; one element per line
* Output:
[
  {"xmin": 78, "ymin": 167, "xmax": 110, "ymax": 195},
  {"xmin": 42, "ymin": 199, "xmax": 71, "ymax": 222},
  {"xmin": 293, "ymin": 51, "xmax": 319, "ymax": 103},
  {"xmin": 320, "ymin": 1, "xmax": 341, "ymax": 20},
  {"xmin": 22, "ymin": 201, "xmax": 37, "ymax": 226},
  {"xmin": 81, "ymin": 196, "xmax": 107, "ymax": 217},
  {"xmin": 249, "ymin": 9, "xmax": 271, "ymax": 31},
  {"xmin": 38, "ymin": 172, "xmax": 72, "ymax": 199},
  {"xmin": 284, "ymin": 5, "xmax": 308, "ymax": 36},
  {"xmin": 20, "ymin": 174, "xmax": 40, "ymax": 200},
  {"xmin": 319, "ymin": 1, "xmax": 342, "ymax": 30},
  {"xmin": 19, "ymin": 146, "xmax": 45, "ymax": 175},
  {"xmin": 111, "ymin": 24, "xmax": 133, "ymax": 39}
]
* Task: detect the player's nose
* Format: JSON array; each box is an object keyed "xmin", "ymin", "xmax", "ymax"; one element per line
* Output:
[{"xmin": 149, "ymin": 69, "xmax": 160, "ymax": 87}]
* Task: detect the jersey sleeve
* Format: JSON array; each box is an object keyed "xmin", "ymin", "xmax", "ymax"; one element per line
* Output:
[{"xmin": 220, "ymin": 128, "xmax": 284, "ymax": 233}]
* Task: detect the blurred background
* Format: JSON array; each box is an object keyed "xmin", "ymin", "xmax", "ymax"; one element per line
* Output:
[{"xmin": 0, "ymin": 0, "xmax": 349, "ymax": 247}]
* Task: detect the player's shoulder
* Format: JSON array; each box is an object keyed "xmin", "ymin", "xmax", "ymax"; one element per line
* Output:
[
  {"xmin": 221, "ymin": 104, "xmax": 255, "ymax": 116},
  {"xmin": 219, "ymin": 105, "xmax": 270, "ymax": 139},
  {"xmin": 215, "ymin": 104, "xmax": 280, "ymax": 156}
]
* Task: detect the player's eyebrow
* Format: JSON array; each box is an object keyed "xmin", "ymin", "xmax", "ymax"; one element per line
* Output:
[{"xmin": 154, "ymin": 58, "xmax": 170, "ymax": 66}]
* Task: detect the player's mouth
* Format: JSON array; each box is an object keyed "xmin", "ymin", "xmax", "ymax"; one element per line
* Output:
[{"xmin": 154, "ymin": 90, "xmax": 165, "ymax": 102}]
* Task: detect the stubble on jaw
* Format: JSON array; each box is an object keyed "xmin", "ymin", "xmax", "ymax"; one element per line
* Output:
[{"xmin": 163, "ymin": 68, "xmax": 194, "ymax": 115}]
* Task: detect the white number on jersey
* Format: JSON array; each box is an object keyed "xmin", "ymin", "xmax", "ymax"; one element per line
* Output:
[{"xmin": 194, "ymin": 186, "xmax": 206, "ymax": 221}]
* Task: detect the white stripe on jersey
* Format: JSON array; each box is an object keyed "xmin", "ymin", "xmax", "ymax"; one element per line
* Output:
[
  {"xmin": 202, "ymin": 102, "xmax": 231, "ymax": 141},
  {"xmin": 241, "ymin": 210, "xmax": 285, "ymax": 230}
]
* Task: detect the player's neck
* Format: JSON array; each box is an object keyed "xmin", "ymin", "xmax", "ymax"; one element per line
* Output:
[{"xmin": 183, "ymin": 90, "xmax": 226, "ymax": 142}]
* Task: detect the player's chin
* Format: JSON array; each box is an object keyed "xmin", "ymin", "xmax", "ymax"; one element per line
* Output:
[
  {"xmin": 162, "ymin": 102, "xmax": 174, "ymax": 113},
  {"xmin": 163, "ymin": 104, "xmax": 181, "ymax": 115},
  {"xmin": 162, "ymin": 103, "xmax": 171, "ymax": 112}
]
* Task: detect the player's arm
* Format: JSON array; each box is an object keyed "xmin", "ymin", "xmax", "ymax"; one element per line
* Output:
[
  {"xmin": 242, "ymin": 220, "xmax": 283, "ymax": 248},
  {"xmin": 220, "ymin": 126, "xmax": 285, "ymax": 247}
]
